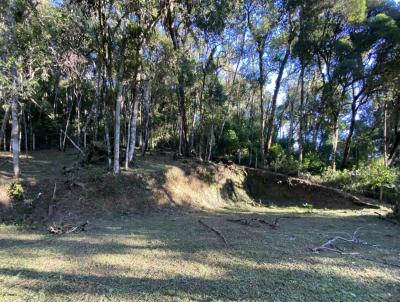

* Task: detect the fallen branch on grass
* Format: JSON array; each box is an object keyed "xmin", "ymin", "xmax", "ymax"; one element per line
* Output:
[
  {"xmin": 312, "ymin": 227, "xmax": 366, "ymax": 255},
  {"xmin": 227, "ymin": 217, "xmax": 280, "ymax": 229},
  {"xmin": 48, "ymin": 221, "xmax": 88, "ymax": 234},
  {"xmin": 198, "ymin": 219, "xmax": 228, "ymax": 246}
]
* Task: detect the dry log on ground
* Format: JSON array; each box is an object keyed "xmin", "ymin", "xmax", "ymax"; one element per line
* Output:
[
  {"xmin": 198, "ymin": 219, "xmax": 228, "ymax": 246},
  {"xmin": 48, "ymin": 221, "xmax": 88, "ymax": 234},
  {"xmin": 312, "ymin": 227, "xmax": 366, "ymax": 255}
]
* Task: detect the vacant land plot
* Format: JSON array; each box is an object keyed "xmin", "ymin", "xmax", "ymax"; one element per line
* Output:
[
  {"xmin": 0, "ymin": 207, "xmax": 399, "ymax": 301},
  {"xmin": 0, "ymin": 151, "xmax": 399, "ymax": 301}
]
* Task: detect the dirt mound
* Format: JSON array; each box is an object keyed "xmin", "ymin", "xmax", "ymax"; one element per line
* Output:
[{"xmin": 0, "ymin": 159, "xmax": 377, "ymax": 226}]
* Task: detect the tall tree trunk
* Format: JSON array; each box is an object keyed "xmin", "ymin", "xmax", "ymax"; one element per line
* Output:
[
  {"xmin": 380, "ymin": 103, "xmax": 388, "ymax": 202},
  {"xmin": 341, "ymin": 101, "xmax": 357, "ymax": 169},
  {"xmin": 8, "ymin": 0, "xmax": 20, "ymax": 178},
  {"xmin": 113, "ymin": 70, "xmax": 124, "ymax": 174},
  {"xmin": 0, "ymin": 105, "xmax": 11, "ymax": 145},
  {"xmin": 62, "ymin": 89, "xmax": 74, "ymax": 151},
  {"xmin": 23, "ymin": 109, "xmax": 28, "ymax": 157},
  {"xmin": 265, "ymin": 45, "xmax": 291, "ymax": 154},
  {"xmin": 141, "ymin": 79, "xmax": 151, "ymax": 157},
  {"xmin": 11, "ymin": 95, "xmax": 19, "ymax": 178},
  {"xmin": 104, "ymin": 106, "xmax": 112, "ymax": 170},
  {"xmin": 287, "ymin": 95, "xmax": 294, "ymax": 152},
  {"xmin": 177, "ymin": 71, "xmax": 188, "ymax": 155},
  {"xmin": 331, "ymin": 113, "xmax": 339, "ymax": 171},
  {"xmin": 82, "ymin": 68, "xmax": 101, "ymax": 144},
  {"xmin": 128, "ymin": 96, "xmax": 139, "ymax": 164},
  {"xmin": 298, "ymin": 65, "xmax": 305, "ymax": 162},
  {"xmin": 258, "ymin": 48, "xmax": 265, "ymax": 164},
  {"xmin": 207, "ymin": 124, "xmax": 214, "ymax": 162}
]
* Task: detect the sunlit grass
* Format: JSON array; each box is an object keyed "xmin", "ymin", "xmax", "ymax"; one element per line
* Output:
[{"xmin": 0, "ymin": 208, "xmax": 399, "ymax": 301}]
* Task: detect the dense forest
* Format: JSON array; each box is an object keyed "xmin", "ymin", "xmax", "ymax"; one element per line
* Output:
[{"xmin": 1, "ymin": 0, "xmax": 400, "ymax": 205}]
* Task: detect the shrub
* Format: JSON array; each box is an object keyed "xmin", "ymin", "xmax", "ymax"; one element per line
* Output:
[
  {"xmin": 8, "ymin": 182, "xmax": 25, "ymax": 202},
  {"xmin": 318, "ymin": 159, "xmax": 399, "ymax": 202}
]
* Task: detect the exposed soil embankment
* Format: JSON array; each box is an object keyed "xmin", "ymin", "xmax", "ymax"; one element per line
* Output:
[
  {"xmin": 0, "ymin": 158, "xmax": 379, "ymax": 225},
  {"xmin": 244, "ymin": 168, "xmax": 370, "ymax": 209}
]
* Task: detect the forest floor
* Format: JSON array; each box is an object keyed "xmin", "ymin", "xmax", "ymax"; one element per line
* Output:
[{"xmin": 0, "ymin": 150, "xmax": 399, "ymax": 301}]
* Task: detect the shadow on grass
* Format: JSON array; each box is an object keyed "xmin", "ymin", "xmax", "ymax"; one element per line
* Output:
[{"xmin": 0, "ymin": 212, "xmax": 399, "ymax": 301}]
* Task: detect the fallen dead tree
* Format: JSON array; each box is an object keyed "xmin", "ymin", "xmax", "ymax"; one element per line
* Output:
[
  {"xmin": 198, "ymin": 219, "xmax": 228, "ymax": 246},
  {"xmin": 48, "ymin": 221, "xmax": 88, "ymax": 234},
  {"xmin": 312, "ymin": 227, "xmax": 366, "ymax": 255},
  {"xmin": 227, "ymin": 217, "xmax": 280, "ymax": 229}
]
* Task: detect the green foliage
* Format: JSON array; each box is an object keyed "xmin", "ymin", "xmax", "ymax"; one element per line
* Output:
[
  {"xmin": 302, "ymin": 202, "xmax": 314, "ymax": 213},
  {"xmin": 9, "ymin": 182, "xmax": 24, "ymax": 202},
  {"xmin": 221, "ymin": 129, "xmax": 239, "ymax": 155},
  {"xmin": 318, "ymin": 159, "xmax": 400, "ymax": 201},
  {"xmin": 302, "ymin": 152, "xmax": 326, "ymax": 174},
  {"xmin": 268, "ymin": 144, "xmax": 300, "ymax": 175}
]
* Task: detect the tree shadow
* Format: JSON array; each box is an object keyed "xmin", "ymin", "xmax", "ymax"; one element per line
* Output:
[{"xmin": 0, "ymin": 211, "xmax": 399, "ymax": 300}]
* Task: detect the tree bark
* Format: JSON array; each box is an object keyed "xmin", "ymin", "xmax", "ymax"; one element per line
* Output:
[
  {"xmin": 113, "ymin": 70, "xmax": 124, "ymax": 174},
  {"xmin": 298, "ymin": 65, "xmax": 305, "ymax": 162},
  {"xmin": 341, "ymin": 101, "xmax": 357, "ymax": 169},
  {"xmin": 0, "ymin": 105, "xmax": 11, "ymax": 146},
  {"xmin": 11, "ymin": 94, "xmax": 19, "ymax": 178},
  {"xmin": 141, "ymin": 79, "xmax": 151, "ymax": 156},
  {"xmin": 331, "ymin": 113, "xmax": 339, "ymax": 171},
  {"xmin": 265, "ymin": 44, "xmax": 291, "ymax": 154},
  {"xmin": 258, "ymin": 48, "xmax": 266, "ymax": 164}
]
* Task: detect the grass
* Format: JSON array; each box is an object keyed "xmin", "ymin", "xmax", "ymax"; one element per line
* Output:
[
  {"xmin": 0, "ymin": 208, "xmax": 399, "ymax": 301},
  {"xmin": 0, "ymin": 150, "xmax": 399, "ymax": 301}
]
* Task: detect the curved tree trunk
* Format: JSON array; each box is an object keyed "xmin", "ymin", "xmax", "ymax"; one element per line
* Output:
[{"xmin": 265, "ymin": 45, "xmax": 291, "ymax": 154}]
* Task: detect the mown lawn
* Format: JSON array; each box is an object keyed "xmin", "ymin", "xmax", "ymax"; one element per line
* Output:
[{"xmin": 0, "ymin": 207, "xmax": 399, "ymax": 301}]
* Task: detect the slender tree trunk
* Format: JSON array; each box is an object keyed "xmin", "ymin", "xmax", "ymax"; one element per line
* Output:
[
  {"xmin": 265, "ymin": 45, "xmax": 291, "ymax": 154},
  {"xmin": 11, "ymin": 95, "xmax": 19, "ymax": 178},
  {"xmin": 8, "ymin": 0, "xmax": 19, "ymax": 177},
  {"xmin": 23, "ymin": 109, "xmax": 28, "ymax": 157},
  {"xmin": 62, "ymin": 90, "xmax": 74, "ymax": 151},
  {"xmin": 258, "ymin": 48, "xmax": 265, "ymax": 164},
  {"xmin": 287, "ymin": 96, "xmax": 294, "ymax": 152},
  {"xmin": 177, "ymin": 71, "xmax": 188, "ymax": 155},
  {"xmin": 124, "ymin": 105, "xmax": 131, "ymax": 170},
  {"xmin": 331, "ymin": 113, "xmax": 339, "ymax": 171},
  {"xmin": 341, "ymin": 101, "xmax": 357, "ymax": 169},
  {"xmin": 0, "ymin": 105, "xmax": 10, "ymax": 145},
  {"xmin": 380, "ymin": 103, "xmax": 388, "ymax": 202},
  {"xmin": 207, "ymin": 124, "xmax": 214, "ymax": 162},
  {"xmin": 82, "ymin": 68, "xmax": 101, "ymax": 144},
  {"xmin": 298, "ymin": 65, "xmax": 305, "ymax": 163},
  {"xmin": 141, "ymin": 79, "xmax": 151, "ymax": 157},
  {"xmin": 113, "ymin": 71, "xmax": 124, "ymax": 174},
  {"xmin": 104, "ymin": 107, "xmax": 112, "ymax": 170},
  {"xmin": 128, "ymin": 96, "xmax": 139, "ymax": 164}
]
